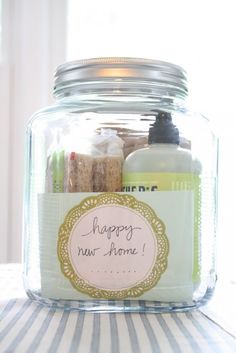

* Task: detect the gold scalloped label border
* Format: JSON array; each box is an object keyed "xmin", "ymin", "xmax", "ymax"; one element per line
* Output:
[{"xmin": 57, "ymin": 193, "xmax": 169, "ymax": 299}]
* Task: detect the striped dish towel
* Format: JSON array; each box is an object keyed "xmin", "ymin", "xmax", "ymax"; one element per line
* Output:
[{"xmin": 0, "ymin": 298, "xmax": 236, "ymax": 353}]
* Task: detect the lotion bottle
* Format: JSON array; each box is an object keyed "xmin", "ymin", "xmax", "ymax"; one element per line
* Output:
[
  {"xmin": 123, "ymin": 111, "xmax": 201, "ymax": 178},
  {"xmin": 123, "ymin": 111, "xmax": 202, "ymax": 287}
]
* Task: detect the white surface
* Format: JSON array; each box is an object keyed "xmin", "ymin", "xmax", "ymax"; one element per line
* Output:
[{"xmin": 200, "ymin": 280, "xmax": 236, "ymax": 337}]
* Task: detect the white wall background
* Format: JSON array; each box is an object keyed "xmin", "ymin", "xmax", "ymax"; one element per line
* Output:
[
  {"xmin": 0, "ymin": 0, "xmax": 67, "ymax": 262},
  {"xmin": 0, "ymin": 0, "xmax": 235, "ymax": 283}
]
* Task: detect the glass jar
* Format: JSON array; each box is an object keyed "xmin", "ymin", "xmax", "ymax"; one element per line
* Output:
[{"xmin": 23, "ymin": 57, "xmax": 218, "ymax": 312}]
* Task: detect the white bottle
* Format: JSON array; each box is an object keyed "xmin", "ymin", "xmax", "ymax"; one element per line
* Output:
[
  {"xmin": 122, "ymin": 111, "xmax": 201, "ymax": 300},
  {"xmin": 123, "ymin": 112, "xmax": 201, "ymax": 188}
]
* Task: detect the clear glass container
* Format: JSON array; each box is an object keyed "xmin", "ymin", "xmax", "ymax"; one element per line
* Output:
[{"xmin": 23, "ymin": 57, "xmax": 218, "ymax": 312}]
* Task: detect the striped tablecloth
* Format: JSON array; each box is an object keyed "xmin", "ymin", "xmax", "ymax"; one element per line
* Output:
[{"xmin": 0, "ymin": 265, "xmax": 235, "ymax": 353}]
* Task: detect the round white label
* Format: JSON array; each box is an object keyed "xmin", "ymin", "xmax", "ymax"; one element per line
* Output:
[
  {"xmin": 69, "ymin": 205, "xmax": 157, "ymax": 290},
  {"xmin": 58, "ymin": 193, "xmax": 169, "ymax": 298}
]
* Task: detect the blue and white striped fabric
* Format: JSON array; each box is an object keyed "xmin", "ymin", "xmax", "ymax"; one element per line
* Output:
[{"xmin": 0, "ymin": 265, "xmax": 236, "ymax": 353}]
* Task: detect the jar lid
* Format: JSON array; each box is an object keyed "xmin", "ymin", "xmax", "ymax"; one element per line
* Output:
[{"xmin": 54, "ymin": 57, "xmax": 188, "ymax": 98}]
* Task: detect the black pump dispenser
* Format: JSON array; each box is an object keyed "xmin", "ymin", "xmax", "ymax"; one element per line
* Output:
[{"xmin": 148, "ymin": 111, "xmax": 180, "ymax": 145}]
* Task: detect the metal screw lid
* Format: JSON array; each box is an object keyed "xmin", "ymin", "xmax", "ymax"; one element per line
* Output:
[{"xmin": 54, "ymin": 57, "xmax": 188, "ymax": 98}]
